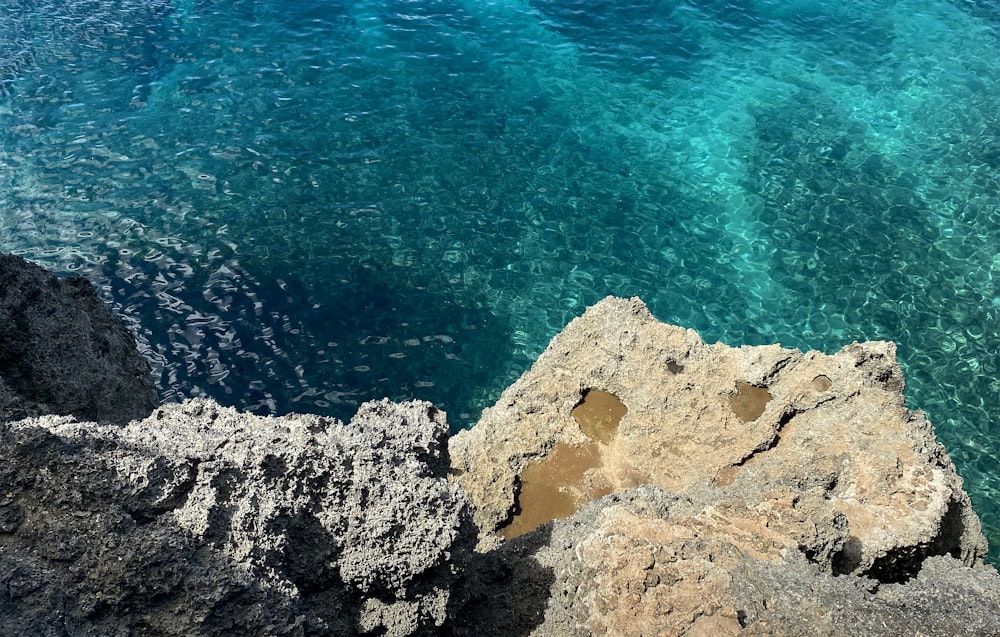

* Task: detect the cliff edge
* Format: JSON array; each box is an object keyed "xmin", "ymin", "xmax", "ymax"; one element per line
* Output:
[
  {"xmin": 450, "ymin": 296, "xmax": 998, "ymax": 636},
  {"xmin": 0, "ymin": 399, "xmax": 472, "ymax": 636},
  {"xmin": 1, "ymin": 255, "xmax": 998, "ymax": 636}
]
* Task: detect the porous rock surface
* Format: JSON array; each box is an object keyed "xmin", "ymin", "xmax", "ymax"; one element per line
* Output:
[
  {"xmin": 0, "ymin": 398, "xmax": 473, "ymax": 636},
  {"xmin": 450, "ymin": 296, "xmax": 999, "ymax": 635},
  {"xmin": 455, "ymin": 487, "xmax": 1000, "ymax": 637},
  {"xmin": 3, "ymin": 256, "xmax": 999, "ymax": 636},
  {"xmin": 0, "ymin": 253, "xmax": 157, "ymax": 424}
]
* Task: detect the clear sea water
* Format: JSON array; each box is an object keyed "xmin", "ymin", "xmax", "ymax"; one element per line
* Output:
[{"xmin": 1, "ymin": 0, "xmax": 998, "ymax": 564}]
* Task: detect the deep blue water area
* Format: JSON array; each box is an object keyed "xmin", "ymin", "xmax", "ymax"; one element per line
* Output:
[{"xmin": 1, "ymin": 0, "xmax": 998, "ymax": 563}]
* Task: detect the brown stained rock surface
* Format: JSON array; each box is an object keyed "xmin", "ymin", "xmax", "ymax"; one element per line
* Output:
[
  {"xmin": 449, "ymin": 296, "xmax": 989, "ymax": 577},
  {"xmin": 728, "ymin": 381, "xmax": 772, "ymax": 423},
  {"xmin": 499, "ymin": 442, "xmax": 604, "ymax": 540},
  {"xmin": 500, "ymin": 389, "xmax": 631, "ymax": 539},
  {"xmin": 572, "ymin": 388, "xmax": 627, "ymax": 443}
]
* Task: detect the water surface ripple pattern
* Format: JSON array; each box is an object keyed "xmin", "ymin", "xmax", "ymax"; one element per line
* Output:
[{"xmin": 1, "ymin": 0, "xmax": 998, "ymax": 563}]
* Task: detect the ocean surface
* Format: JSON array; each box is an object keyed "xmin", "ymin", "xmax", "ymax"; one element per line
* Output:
[{"xmin": 1, "ymin": 0, "xmax": 998, "ymax": 562}]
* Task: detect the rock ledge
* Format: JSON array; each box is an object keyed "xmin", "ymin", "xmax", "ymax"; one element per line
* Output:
[
  {"xmin": 1, "ymin": 256, "xmax": 997, "ymax": 636},
  {"xmin": 450, "ymin": 296, "xmax": 997, "ymax": 636}
]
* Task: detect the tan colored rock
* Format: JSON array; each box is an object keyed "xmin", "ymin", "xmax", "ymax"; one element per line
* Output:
[
  {"xmin": 449, "ymin": 296, "xmax": 987, "ymax": 576},
  {"xmin": 453, "ymin": 486, "xmax": 1000, "ymax": 637}
]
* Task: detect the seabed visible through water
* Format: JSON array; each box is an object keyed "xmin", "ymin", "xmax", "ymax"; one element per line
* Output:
[{"xmin": 1, "ymin": 0, "xmax": 999, "ymax": 563}]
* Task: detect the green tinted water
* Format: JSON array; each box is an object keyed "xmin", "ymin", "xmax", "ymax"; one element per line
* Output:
[{"xmin": 1, "ymin": 0, "xmax": 998, "ymax": 562}]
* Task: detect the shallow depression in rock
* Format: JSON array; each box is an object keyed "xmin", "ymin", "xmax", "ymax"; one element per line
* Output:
[
  {"xmin": 728, "ymin": 381, "xmax": 772, "ymax": 423},
  {"xmin": 813, "ymin": 374, "xmax": 833, "ymax": 392},
  {"xmin": 571, "ymin": 388, "xmax": 628, "ymax": 444},
  {"xmin": 500, "ymin": 442, "xmax": 606, "ymax": 540}
]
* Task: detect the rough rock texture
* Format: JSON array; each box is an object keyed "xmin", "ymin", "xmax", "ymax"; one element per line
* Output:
[
  {"xmin": 450, "ymin": 296, "xmax": 988, "ymax": 576},
  {"xmin": 0, "ymin": 253, "xmax": 157, "ymax": 424},
  {"xmin": 450, "ymin": 296, "xmax": 999, "ymax": 636},
  {"xmin": 455, "ymin": 487, "xmax": 1000, "ymax": 637},
  {"xmin": 3, "ymin": 260, "xmax": 999, "ymax": 637},
  {"xmin": 0, "ymin": 398, "xmax": 473, "ymax": 636}
]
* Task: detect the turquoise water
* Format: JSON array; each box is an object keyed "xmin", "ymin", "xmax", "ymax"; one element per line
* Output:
[{"xmin": 1, "ymin": 0, "xmax": 998, "ymax": 563}]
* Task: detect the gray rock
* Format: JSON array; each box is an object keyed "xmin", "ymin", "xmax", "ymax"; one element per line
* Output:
[
  {"xmin": 0, "ymin": 253, "xmax": 157, "ymax": 424},
  {"xmin": 732, "ymin": 553, "xmax": 1000, "ymax": 637},
  {"xmin": 0, "ymin": 398, "xmax": 473, "ymax": 636}
]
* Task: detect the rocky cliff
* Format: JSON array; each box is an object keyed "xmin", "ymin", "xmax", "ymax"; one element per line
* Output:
[
  {"xmin": 450, "ymin": 297, "xmax": 987, "ymax": 571},
  {"xmin": 449, "ymin": 298, "xmax": 997, "ymax": 635},
  {"xmin": 0, "ymin": 253, "xmax": 157, "ymax": 424},
  {"xmin": 1, "ymin": 254, "xmax": 998, "ymax": 636},
  {"xmin": 0, "ymin": 399, "xmax": 471, "ymax": 636}
]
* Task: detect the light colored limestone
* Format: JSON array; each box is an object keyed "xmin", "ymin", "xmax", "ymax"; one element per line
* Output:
[{"xmin": 450, "ymin": 296, "xmax": 987, "ymax": 574}]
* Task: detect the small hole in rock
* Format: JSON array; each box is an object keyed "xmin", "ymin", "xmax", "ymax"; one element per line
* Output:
[{"xmin": 812, "ymin": 374, "xmax": 833, "ymax": 391}]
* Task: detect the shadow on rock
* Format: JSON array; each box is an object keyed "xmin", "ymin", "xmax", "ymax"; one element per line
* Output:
[
  {"xmin": 449, "ymin": 526, "xmax": 556, "ymax": 637},
  {"xmin": 0, "ymin": 398, "xmax": 473, "ymax": 637},
  {"xmin": 0, "ymin": 253, "xmax": 157, "ymax": 424}
]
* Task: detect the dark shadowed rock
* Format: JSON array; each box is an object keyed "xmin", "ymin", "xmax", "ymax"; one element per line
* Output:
[{"xmin": 0, "ymin": 253, "xmax": 157, "ymax": 424}]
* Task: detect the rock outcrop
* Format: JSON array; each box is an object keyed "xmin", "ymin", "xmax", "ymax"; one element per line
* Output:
[
  {"xmin": 455, "ymin": 487, "xmax": 1000, "ymax": 637},
  {"xmin": 0, "ymin": 398, "xmax": 472, "ymax": 637},
  {"xmin": 450, "ymin": 296, "xmax": 998, "ymax": 635},
  {"xmin": 2, "ymin": 256, "xmax": 998, "ymax": 637},
  {"xmin": 0, "ymin": 253, "xmax": 157, "ymax": 424}
]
